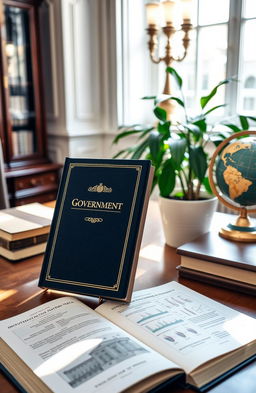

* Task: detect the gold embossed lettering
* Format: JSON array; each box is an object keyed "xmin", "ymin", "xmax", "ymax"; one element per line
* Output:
[
  {"xmin": 71, "ymin": 199, "xmax": 124, "ymax": 211},
  {"xmin": 72, "ymin": 198, "xmax": 79, "ymax": 206}
]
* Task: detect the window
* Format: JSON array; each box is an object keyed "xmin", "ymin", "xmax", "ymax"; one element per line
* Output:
[
  {"xmin": 244, "ymin": 76, "xmax": 256, "ymax": 88},
  {"xmin": 117, "ymin": 0, "xmax": 256, "ymax": 125},
  {"xmin": 243, "ymin": 97, "xmax": 255, "ymax": 110},
  {"xmin": 201, "ymin": 75, "xmax": 209, "ymax": 91},
  {"xmin": 237, "ymin": 0, "xmax": 256, "ymax": 115}
]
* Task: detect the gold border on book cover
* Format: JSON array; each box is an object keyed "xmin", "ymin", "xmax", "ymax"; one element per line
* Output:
[{"xmin": 45, "ymin": 163, "xmax": 142, "ymax": 291}]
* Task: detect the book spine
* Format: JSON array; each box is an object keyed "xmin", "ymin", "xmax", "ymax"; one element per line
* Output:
[
  {"xmin": 0, "ymin": 363, "xmax": 28, "ymax": 393},
  {"xmin": 0, "ymin": 234, "xmax": 49, "ymax": 251},
  {"xmin": 178, "ymin": 267, "xmax": 256, "ymax": 296}
]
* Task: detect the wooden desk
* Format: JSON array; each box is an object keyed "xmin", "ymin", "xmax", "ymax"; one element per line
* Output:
[{"xmin": 0, "ymin": 201, "xmax": 255, "ymax": 393}]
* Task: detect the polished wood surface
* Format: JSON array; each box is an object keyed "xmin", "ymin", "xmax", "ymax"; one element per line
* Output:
[{"xmin": 0, "ymin": 201, "xmax": 255, "ymax": 393}]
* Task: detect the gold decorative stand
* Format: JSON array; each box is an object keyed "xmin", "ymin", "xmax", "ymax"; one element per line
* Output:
[
  {"xmin": 145, "ymin": 1, "xmax": 192, "ymax": 117},
  {"xmin": 208, "ymin": 130, "xmax": 256, "ymax": 242}
]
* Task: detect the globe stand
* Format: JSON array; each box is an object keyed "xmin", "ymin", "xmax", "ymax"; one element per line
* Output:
[
  {"xmin": 208, "ymin": 130, "xmax": 256, "ymax": 243},
  {"xmin": 219, "ymin": 207, "xmax": 256, "ymax": 242}
]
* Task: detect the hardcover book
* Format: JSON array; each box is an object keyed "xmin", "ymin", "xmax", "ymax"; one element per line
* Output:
[
  {"xmin": 0, "ymin": 203, "xmax": 53, "ymax": 261},
  {"xmin": 39, "ymin": 158, "xmax": 154, "ymax": 302},
  {"xmin": 0, "ymin": 282, "xmax": 255, "ymax": 393},
  {"xmin": 0, "ymin": 242, "xmax": 47, "ymax": 261},
  {"xmin": 176, "ymin": 223, "xmax": 256, "ymax": 294},
  {"xmin": 177, "ymin": 266, "xmax": 256, "ymax": 295},
  {"xmin": 0, "ymin": 233, "xmax": 48, "ymax": 251},
  {"xmin": 0, "ymin": 203, "xmax": 53, "ymax": 241}
]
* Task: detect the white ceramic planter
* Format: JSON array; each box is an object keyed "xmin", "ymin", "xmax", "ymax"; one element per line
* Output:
[{"xmin": 158, "ymin": 195, "xmax": 218, "ymax": 248}]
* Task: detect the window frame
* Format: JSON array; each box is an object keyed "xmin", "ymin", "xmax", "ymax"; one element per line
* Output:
[{"xmin": 115, "ymin": 0, "xmax": 255, "ymax": 127}]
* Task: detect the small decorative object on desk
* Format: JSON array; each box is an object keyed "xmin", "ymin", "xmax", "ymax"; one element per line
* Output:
[{"xmin": 209, "ymin": 130, "xmax": 256, "ymax": 242}]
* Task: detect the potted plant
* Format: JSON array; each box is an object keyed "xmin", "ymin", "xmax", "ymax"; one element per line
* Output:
[{"xmin": 113, "ymin": 67, "xmax": 255, "ymax": 247}]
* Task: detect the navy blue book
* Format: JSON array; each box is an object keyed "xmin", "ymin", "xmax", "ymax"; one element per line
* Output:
[{"xmin": 38, "ymin": 158, "xmax": 154, "ymax": 301}]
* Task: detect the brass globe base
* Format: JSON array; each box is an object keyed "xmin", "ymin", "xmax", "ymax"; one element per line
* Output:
[
  {"xmin": 219, "ymin": 211, "xmax": 256, "ymax": 242},
  {"xmin": 219, "ymin": 227, "xmax": 256, "ymax": 242}
]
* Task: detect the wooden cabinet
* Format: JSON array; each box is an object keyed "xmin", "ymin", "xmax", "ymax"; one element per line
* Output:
[
  {"xmin": 6, "ymin": 162, "xmax": 61, "ymax": 206},
  {"xmin": 0, "ymin": 0, "xmax": 61, "ymax": 206}
]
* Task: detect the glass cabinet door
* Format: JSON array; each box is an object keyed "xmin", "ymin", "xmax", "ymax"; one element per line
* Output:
[{"xmin": 3, "ymin": 4, "xmax": 37, "ymax": 157}]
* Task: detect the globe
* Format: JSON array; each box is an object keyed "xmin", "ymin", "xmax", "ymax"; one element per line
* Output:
[
  {"xmin": 215, "ymin": 139, "xmax": 256, "ymax": 207},
  {"xmin": 208, "ymin": 130, "xmax": 256, "ymax": 242}
]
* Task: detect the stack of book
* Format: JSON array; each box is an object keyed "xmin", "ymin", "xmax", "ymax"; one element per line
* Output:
[
  {"xmin": 0, "ymin": 203, "xmax": 54, "ymax": 261},
  {"xmin": 176, "ymin": 217, "xmax": 256, "ymax": 295}
]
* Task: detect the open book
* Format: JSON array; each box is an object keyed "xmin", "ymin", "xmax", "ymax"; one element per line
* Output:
[{"xmin": 0, "ymin": 282, "xmax": 255, "ymax": 393}]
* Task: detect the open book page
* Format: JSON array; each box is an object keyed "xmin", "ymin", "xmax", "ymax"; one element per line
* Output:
[
  {"xmin": 16, "ymin": 203, "xmax": 54, "ymax": 220},
  {"xmin": 97, "ymin": 282, "xmax": 256, "ymax": 375},
  {"xmin": 0, "ymin": 297, "xmax": 181, "ymax": 393}
]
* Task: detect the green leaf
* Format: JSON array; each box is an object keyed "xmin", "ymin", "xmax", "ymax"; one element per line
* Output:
[
  {"xmin": 166, "ymin": 67, "xmax": 183, "ymax": 88},
  {"xmin": 222, "ymin": 123, "xmax": 241, "ymax": 132},
  {"xmin": 193, "ymin": 118, "xmax": 207, "ymax": 133},
  {"xmin": 183, "ymin": 123, "xmax": 201, "ymax": 140},
  {"xmin": 247, "ymin": 116, "xmax": 256, "ymax": 122},
  {"xmin": 142, "ymin": 96, "xmax": 156, "ymax": 100},
  {"xmin": 113, "ymin": 149, "xmax": 127, "ymax": 159},
  {"xmin": 204, "ymin": 104, "xmax": 226, "ymax": 116},
  {"xmin": 157, "ymin": 121, "xmax": 171, "ymax": 139},
  {"xmin": 215, "ymin": 132, "xmax": 231, "ymax": 139},
  {"xmin": 200, "ymin": 79, "xmax": 229, "ymax": 109},
  {"xmin": 154, "ymin": 94, "xmax": 172, "ymax": 105},
  {"xmin": 174, "ymin": 190, "xmax": 184, "ymax": 198},
  {"xmin": 190, "ymin": 146, "xmax": 208, "ymax": 181},
  {"xmin": 138, "ymin": 127, "xmax": 155, "ymax": 139},
  {"xmin": 112, "ymin": 147, "xmax": 135, "ymax": 158},
  {"xmin": 149, "ymin": 132, "xmax": 161, "ymax": 163},
  {"xmin": 169, "ymin": 96, "xmax": 185, "ymax": 107},
  {"xmin": 191, "ymin": 114, "xmax": 204, "ymax": 122},
  {"xmin": 239, "ymin": 115, "xmax": 249, "ymax": 130},
  {"xmin": 154, "ymin": 106, "xmax": 167, "ymax": 122},
  {"xmin": 169, "ymin": 138, "xmax": 186, "ymax": 169},
  {"xmin": 212, "ymin": 138, "xmax": 227, "ymax": 147},
  {"xmin": 113, "ymin": 128, "xmax": 150, "ymax": 144},
  {"xmin": 154, "ymin": 95, "xmax": 185, "ymax": 107},
  {"xmin": 131, "ymin": 138, "xmax": 149, "ymax": 159},
  {"xmin": 183, "ymin": 123, "xmax": 200, "ymax": 132},
  {"xmin": 202, "ymin": 177, "xmax": 213, "ymax": 195},
  {"xmin": 158, "ymin": 159, "xmax": 176, "ymax": 197}
]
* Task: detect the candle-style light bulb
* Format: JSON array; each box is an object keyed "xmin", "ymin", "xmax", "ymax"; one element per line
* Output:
[
  {"xmin": 146, "ymin": 2, "xmax": 160, "ymax": 26},
  {"xmin": 181, "ymin": 0, "xmax": 192, "ymax": 21},
  {"xmin": 5, "ymin": 43, "xmax": 15, "ymax": 58},
  {"xmin": 162, "ymin": 0, "xmax": 176, "ymax": 25}
]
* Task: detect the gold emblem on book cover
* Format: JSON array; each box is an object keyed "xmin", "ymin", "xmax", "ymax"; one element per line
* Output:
[
  {"xmin": 85, "ymin": 217, "xmax": 103, "ymax": 223},
  {"xmin": 88, "ymin": 183, "xmax": 112, "ymax": 193}
]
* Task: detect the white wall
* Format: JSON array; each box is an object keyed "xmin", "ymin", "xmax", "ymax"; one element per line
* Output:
[{"xmin": 39, "ymin": 0, "xmax": 119, "ymax": 164}]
